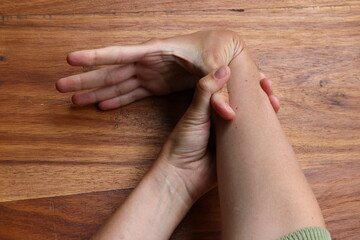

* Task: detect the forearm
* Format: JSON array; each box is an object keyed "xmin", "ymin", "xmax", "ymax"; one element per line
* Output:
[
  {"xmin": 91, "ymin": 161, "xmax": 193, "ymax": 240},
  {"xmin": 215, "ymin": 49, "xmax": 325, "ymax": 239}
]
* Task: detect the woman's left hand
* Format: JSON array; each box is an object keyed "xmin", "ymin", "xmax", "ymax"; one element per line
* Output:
[{"xmin": 56, "ymin": 30, "xmax": 280, "ymax": 119}]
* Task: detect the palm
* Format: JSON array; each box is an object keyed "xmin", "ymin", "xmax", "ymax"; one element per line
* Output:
[
  {"xmin": 162, "ymin": 113, "xmax": 217, "ymax": 199},
  {"xmin": 134, "ymin": 54, "xmax": 197, "ymax": 96},
  {"xmin": 167, "ymin": 123, "xmax": 217, "ymax": 198}
]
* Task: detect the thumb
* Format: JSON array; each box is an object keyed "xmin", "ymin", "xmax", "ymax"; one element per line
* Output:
[{"xmin": 184, "ymin": 66, "xmax": 231, "ymax": 124}]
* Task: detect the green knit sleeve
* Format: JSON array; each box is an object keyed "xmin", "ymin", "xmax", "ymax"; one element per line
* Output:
[{"xmin": 278, "ymin": 227, "xmax": 332, "ymax": 240}]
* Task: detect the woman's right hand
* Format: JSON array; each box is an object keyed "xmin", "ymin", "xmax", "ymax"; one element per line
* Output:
[{"xmin": 56, "ymin": 30, "xmax": 280, "ymax": 118}]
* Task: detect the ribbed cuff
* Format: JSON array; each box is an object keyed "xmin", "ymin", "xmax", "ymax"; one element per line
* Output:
[{"xmin": 278, "ymin": 227, "xmax": 331, "ymax": 240}]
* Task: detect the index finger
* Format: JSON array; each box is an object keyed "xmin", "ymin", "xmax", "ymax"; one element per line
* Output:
[{"xmin": 67, "ymin": 44, "xmax": 156, "ymax": 66}]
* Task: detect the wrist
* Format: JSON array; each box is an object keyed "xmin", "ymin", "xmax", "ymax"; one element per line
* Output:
[
  {"xmin": 97, "ymin": 160, "xmax": 196, "ymax": 240},
  {"xmin": 150, "ymin": 159, "xmax": 197, "ymax": 208}
]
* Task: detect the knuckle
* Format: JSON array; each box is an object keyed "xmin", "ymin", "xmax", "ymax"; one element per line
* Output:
[
  {"xmin": 197, "ymin": 77, "xmax": 211, "ymax": 93},
  {"xmin": 197, "ymin": 76, "xmax": 216, "ymax": 94},
  {"xmin": 219, "ymin": 87, "xmax": 229, "ymax": 98}
]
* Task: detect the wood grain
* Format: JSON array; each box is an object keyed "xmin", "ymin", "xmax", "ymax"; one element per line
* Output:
[
  {"xmin": 0, "ymin": 187, "xmax": 221, "ymax": 240},
  {"xmin": 1, "ymin": 0, "xmax": 360, "ymax": 15},
  {"xmin": 0, "ymin": 1, "xmax": 359, "ymax": 239}
]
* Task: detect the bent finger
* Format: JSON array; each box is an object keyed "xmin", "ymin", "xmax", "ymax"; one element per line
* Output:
[
  {"xmin": 269, "ymin": 95, "xmax": 280, "ymax": 113},
  {"xmin": 185, "ymin": 66, "xmax": 230, "ymax": 123},
  {"xmin": 260, "ymin": 77, "xmax": 273, "ymax": 96},
  {"xmin": 210, "ymin": 86, "xmax": 235, "ymax": 120}
]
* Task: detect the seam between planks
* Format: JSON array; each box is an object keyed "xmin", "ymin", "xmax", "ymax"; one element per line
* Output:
[
  {"xmin": 0, "ymin": 4, "xmax": 359, "ymax": 20},
  {"xmin": 0, "ymin": 187, "xmax": 134, "ymax": 203}
]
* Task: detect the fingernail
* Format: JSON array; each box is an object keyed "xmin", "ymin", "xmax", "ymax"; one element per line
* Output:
[{"xmin": 214, "ymin": 66, "xmax": 227, "ymax": 79}]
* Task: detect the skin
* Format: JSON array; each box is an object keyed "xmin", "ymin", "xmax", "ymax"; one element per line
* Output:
[
  {"xmin": 215, "ymin": 42, "xmax": 326, "ymax": 239},
  {"xmin": 91, "ymin": 67, "xmax": 232, "ymax": 240},
  {"xmin": 55, "ymin": 31, "xmax": 325, "ymax": 239},
  {"xmin": 56, "ymin": 30, "xmax": 280, "ymax": 208},
  {"xmin": 56, "ymin": 30, "xmax": 280, "ymax": 119}
]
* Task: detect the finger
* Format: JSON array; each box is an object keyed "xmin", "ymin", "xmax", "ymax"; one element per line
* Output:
[
  {"xmin": 67, "ymin": 42, "xmax": 159, "ymax": 66},
  {"xmin": 269, "ymin": 95, "xmax": 280, "ymax": 113},
  {"xmin": 98, "ymin": 88, "xmax": 151, "ymax": 110},
  {"xmin": 259, "ymin": 77, "xmax": 280, "ymax": 112},
  {"xmin": 260, "ymin": 78, "xmax": 273, "ymax": 96},
  {"xmin": 212, "ymin": 70, "xmax": 272, "ymax": 120},
  {"xmin": 210, "ymin": 86, "xmax": 236, "ymax": 120},
  {"xmin": 72, "ymin": 78, "xmax": 139, "ymax": 105},
  {"xmin": 56, "ymin": 64, "xmax": 136, "ymax": 93},
  {"xmin": 184, "ymin": 66, "xmax": 230, "ymax": 123}
]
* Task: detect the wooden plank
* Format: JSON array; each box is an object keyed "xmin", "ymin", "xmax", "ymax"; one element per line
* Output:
[
  {"xmin": 306, "ymin": 165, "xmax": 360, "ymax": 240},
  {"xmin": 0, "ymin": 90, "xmax": 192, "ymax": 201},
  {"xmin": 0, "ymin": 4, "xmax": 359, "ymax": 240},
  {"xmin": 1, "ymin": 6, "xmax": 359, "ymax": 201},
  {"xmin": 0, "ymin": 188, "xmax": 221, "ymax": 240},
  {"xmin": 0, "ymin": 169, "xmax": 358, "ymax": 240},
  {"xmin": 1, "ymin": 0, "xmax": 359, "ymax": 15}
]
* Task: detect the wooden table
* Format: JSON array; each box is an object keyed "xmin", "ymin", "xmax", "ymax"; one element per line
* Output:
[{"xmin": 1, "ymin": 1, "xmax": 359, "ymax": 239}]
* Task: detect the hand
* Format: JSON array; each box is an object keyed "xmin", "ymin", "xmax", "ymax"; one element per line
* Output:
[
  {"xmin": 89, "ymin": 67, "xmax": 233, "ymax": 240},
  {"xmin": 155, "ymin": 66, "xmax": 229, "ymax": 201},
  {"xmin": 56, "ymin": 30, "xmax": 280, "ymax": 119},
  {"xmin": 155, "ymin": 66, "xmax": 278, "ymax": 201}
]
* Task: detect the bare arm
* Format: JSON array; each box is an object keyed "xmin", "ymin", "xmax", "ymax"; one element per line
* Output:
[
  {"xmin": 58, "ymin": 31, "xmax": 281, "ymax": 240},
  {"xmin": 91, "ymin": 68, "xmax": 232, "ymax": 240},
  {"xmin": 215, "ymin": 45, "xmax": 326, "ymax": 240},
  {"xmin": 90, "ymin": 163, "xmax": 193, "ymax": 240}
]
